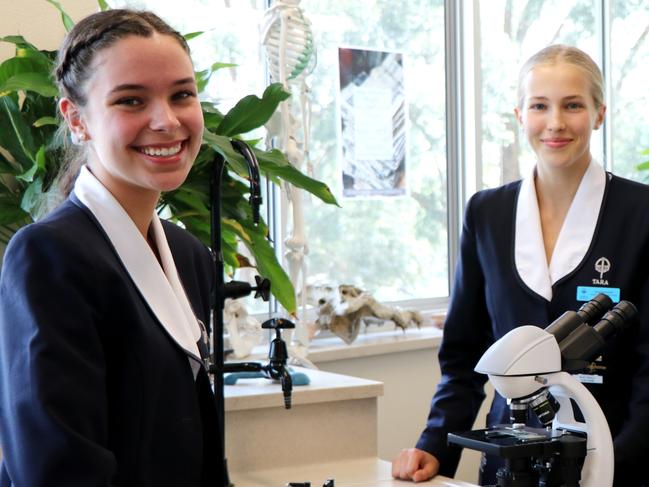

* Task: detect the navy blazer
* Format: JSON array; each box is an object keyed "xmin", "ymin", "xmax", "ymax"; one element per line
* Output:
[
  {"xmin": 0, "ymin": 195, "xmax": 221, "ymax": 486},
  {"xmin": 416, "ymin": 174, "xmax": 649, "ymax": 486}
]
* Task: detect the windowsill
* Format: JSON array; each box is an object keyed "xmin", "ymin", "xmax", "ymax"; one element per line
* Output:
[
  {"xmin": 233, "ymin": 324, "xmax": 444, "ymax": 366},
  {"xmin": 306, "ymin": 325, "xmax": 443, "ymax": 363}
]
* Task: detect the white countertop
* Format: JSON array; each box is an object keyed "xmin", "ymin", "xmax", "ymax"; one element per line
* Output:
[
  {"xmin": 231, "ymin": 457, "xmax": 477, "ymax": 487},
  {"xmin": 225, "ymin": 366, "xmax": 383, "ymax": 412}
]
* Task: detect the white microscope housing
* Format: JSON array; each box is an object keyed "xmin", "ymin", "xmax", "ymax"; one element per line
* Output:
[{"xmin": 475, "ymin": 324, "xmax": 613, "ymax": 487}]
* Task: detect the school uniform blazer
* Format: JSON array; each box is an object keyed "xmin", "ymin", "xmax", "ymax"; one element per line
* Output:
[
  {"xmin": 0, "ymin": 194, "xmax": 221, "ymax": 487},
  {"xmin": 416, "ymin": 171, "xmax": 649, "ymax": 486}
]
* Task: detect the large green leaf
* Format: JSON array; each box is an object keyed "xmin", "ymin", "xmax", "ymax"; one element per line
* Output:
[
  {"xmin": 237, "ymin": 222, "xmax": 296, "ymax": 314},
  {"xmin": 0, "ymin": 73, "xmax": 57, "ymax": 98},
  {"xmin": 0, "ymin": 96, "xmax": 36, "ymax": 169},
  {"xmin": 216, "ymin": 83, "xmax": 290, "ymax": 137},
  {"xmin": 201, "ymin": 130, "xmax": 250, "ymax": 176},
  {"xmin": 256, "ymin": 149, "xmax": 339, "ymax": 206},
  {"xmin": 0, "ymin": 56, "xmax": 52, "ymax": 88}
]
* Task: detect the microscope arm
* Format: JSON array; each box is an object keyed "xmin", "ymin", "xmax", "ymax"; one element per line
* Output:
[{"xmin": 544, "ymin": 371, "xmax": 614, "ymax": 487}]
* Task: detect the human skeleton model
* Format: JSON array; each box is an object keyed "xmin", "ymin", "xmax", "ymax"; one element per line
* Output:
[{"xmin": 261, "ymin": 0, "xmax": 316, "ymax": 349}]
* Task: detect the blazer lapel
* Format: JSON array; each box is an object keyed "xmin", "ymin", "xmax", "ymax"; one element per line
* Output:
[{"xmin": 73, "ymin": 166, "xmax": 202, "ymax": 361}]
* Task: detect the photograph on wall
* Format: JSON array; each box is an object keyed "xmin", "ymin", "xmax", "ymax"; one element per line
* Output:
[{"xmin": 338, "ymin": 47, "xmax": 407, "ymax": 198}]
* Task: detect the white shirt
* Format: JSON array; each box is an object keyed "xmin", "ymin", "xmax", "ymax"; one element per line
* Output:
[
  {"xmin": 515, "ymin": 160, "xmax": 606, "ymax": 301},
  {"xmin": 73, "ymin": 166, "xmax": 204, "ymax": 375}
]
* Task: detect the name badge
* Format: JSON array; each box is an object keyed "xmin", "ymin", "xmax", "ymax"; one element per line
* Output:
[
  {"xmin": 574, "ymin": 373, "xmax": 604, "ymax": 384},
  {"xmin": 576, "ymin": 286, "xmax": 620, "ymax": 303}
]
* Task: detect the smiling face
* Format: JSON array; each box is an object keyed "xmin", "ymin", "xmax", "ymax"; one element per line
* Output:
[
  {"xmin": 60, "ymin": 33, "xmax": 204, "ymax": 208},
  {"xmin": 515, "ymin": 62, "xmax": 605, "ymax": 174}
]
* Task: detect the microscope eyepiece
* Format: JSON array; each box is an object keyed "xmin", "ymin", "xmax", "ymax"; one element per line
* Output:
[
  {"xmin": 545, "ymin": 293, "xmax": 613, "ymax": 343},
  {"xmin": 576, "ymin": 293, "xmax": 613, "ymax": 324},
  {"xmin": 559, "ymin": 300, "xmax": 637, "ymax": 367},
  {"xmin": 593, "ymin": 300, "xmax": 638, "ymax": 340}
]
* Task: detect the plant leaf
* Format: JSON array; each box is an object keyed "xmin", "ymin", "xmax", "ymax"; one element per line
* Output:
[
  {"xmin": 184, "ymin": 31, "xmax": 204, "ymax": 41},
  {"xmin": 0, "ymin": 73, "xmax": 57, "ymax": 97},
  {"xmin": 20, "ymin": 176, "xmax": 43, "ymax": 215},
  {"xmin": 0, "ymin": 36, "xmax": 39, "ymax": 52},
  {"xmin": 97, "ymin": 0, "xmax": 111, "ymax": 11},
  {"xmin": 244, "ymin": 226, "xmax": 296, "ymax": 314},
  {"xmin": 0, "ymin": 96, "xmax": 36, "ymax": 169},
  {"xmin": 0, "ymin": 56, "xmax": 53, "ymax": 89},
  {"xmin": 45, "ymin": 0, "xmax": 75, "ymax": 32},
  {"xmin": 17, "ymin": 145, "xmax": 46, "ymax": 182},
  {"xmin": 201, "ymin": 130, "xmax": 250, "ymax": 176},
  {"xmin": 33, "ymin": 116, "xmax": 58, "ymax": 128},
  {"xmin": 636, "ymin": 160, "xmax": 649, "ymax": 171},
  {"xmin": 216, "ymin": 83, "xmax": 290, "ymax": 136},
  {"xmin": 256, "ymin": 150, "xmax": 339, "ymax": 206},
  {"xmin": 0, "ymin": 203, "xmax": 29, "ymax": 226},
  {"xmin": 195, "ymin": 62, "xmax": 237, "ymax": 93}
]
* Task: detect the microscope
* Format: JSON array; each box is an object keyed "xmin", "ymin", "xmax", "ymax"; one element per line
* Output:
[{"xmin": 448, "ymin": 294, "xmax": 637, "ymax": 487}]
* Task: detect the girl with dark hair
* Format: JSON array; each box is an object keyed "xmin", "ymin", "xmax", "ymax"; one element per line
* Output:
[{"xmin": 0, "ymin": 9, "xmax": 220, "ymax": 486}]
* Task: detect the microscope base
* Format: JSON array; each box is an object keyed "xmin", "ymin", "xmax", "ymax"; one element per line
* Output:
[{"xmin": 448, "ymin": 426, "xmax": 586, "ymax": 486}]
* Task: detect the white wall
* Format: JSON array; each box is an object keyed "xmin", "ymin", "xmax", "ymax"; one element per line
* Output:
[
  {"xmin": 0, "ymin": 0, "xmax": 96, "ymax": 61},
  {"xmin": 315, "ymin": 347, "xmax": 493, "ymax": 485}
]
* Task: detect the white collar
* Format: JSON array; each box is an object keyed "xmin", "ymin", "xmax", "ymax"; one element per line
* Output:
[
  {"xmin": 73, "ymin": 166, "xmax": 202, "ymax": 361},
  {"xmin": 515, "ymin": 160, "xmax": 606, "ymax": 301}
]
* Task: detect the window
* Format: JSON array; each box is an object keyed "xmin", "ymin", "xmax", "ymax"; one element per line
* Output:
[
  {"xmin": 609, "ymin": 0, "xmax": 649, "ymax": 179},
  {"xmin": 297, "ymin": 0, "xmax": 448, "ymax": 304},
  {"xmin": 114, "ymin": 0, "xmax": 649, "ymax": 316},
  {"xmin": 470, "ymin": 0, "xmax": 649, "ymax": 190}
]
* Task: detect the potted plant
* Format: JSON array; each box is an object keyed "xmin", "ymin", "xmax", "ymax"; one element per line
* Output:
[{"xmin": 0, "ymin": 0, "xmax": 337, "ymax": 314}]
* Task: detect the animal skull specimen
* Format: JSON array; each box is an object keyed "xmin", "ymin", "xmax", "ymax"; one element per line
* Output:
[{"xmin": 307, "ymin": 284, "xmax": 423, "ymax": 344}]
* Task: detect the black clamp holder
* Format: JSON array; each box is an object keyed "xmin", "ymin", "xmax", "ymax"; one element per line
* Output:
[{"xmin": 223, "ymin": 317, "xmax": 296, "ymax": 409}]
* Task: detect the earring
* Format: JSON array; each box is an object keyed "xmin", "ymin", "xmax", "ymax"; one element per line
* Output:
[{"xmin": 70, "ymin": 132, "xmax": 88, "ymax": 145}]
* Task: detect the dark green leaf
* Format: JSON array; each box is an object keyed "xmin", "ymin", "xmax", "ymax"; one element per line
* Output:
[
  {"xmin": 0, "ymin": 96, "xmax": 36, "ymax": 169},
  {"xmin": 234, "ymin": 221, "xmax": 296, "ymax": 314},
  {"xmin": 202, "ymin": 130, "xmax": 250, "ymax": 176},
  {"xmin": 0, "ymin": 203, "xmax": 28, "ymax": 226},
  {"xmin": 256, "ymin": 150, "xmax": 339, "ymax": 206},
  {"xmin": 45, "ymin": 0, "xmax": 75, "ymax": 32},
  {"xmin": 216, "ymin": 83, "xmax": 290, "ymax": 136},
  {"xmin": 0, "ymin": 151, "xmax": 17, "ymax": 173}
]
